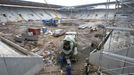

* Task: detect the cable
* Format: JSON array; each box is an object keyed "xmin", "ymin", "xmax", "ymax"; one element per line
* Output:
[
  {"xmin": 43, "ymin": 0, "xmax": 60, "ymax": 19},
  {"xmin": 105, "ymin": 0, "xmax": 110, "ymax": 22},
  {"xmin": 98, "ymin": 0, "xmax": 110, "ymax": 69},
  {"xmin": 123, "ymin": 3, "xmax": 134, "ymax": 10},
  {"xmin": 43, "ymin": 0, "xmax": 53, "ymax": 18}
]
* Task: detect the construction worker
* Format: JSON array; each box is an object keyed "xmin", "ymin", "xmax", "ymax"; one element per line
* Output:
[
  {"xmin": 85, "ymin": 58, "xmax": 90, "ymax": 75},
  {"xmin": 66, "ymin": 64, "xmax": 71, "ymax": 75}
]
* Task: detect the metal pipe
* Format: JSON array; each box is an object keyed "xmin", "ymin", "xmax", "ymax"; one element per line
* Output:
[
  {"xmin": 97, "ymin": 30, "xmax": 113, "ymax": 50},
  {"xmin": 106, "ymin": 27, "xmax": 134, "ymax": 31},
  {"xmin": 103, "ymin": 51, "xmax": 134, "ymax": 63},
  {"xmin": 0, "ymin": 4, "xmax": 60, "ymax": 10},
  {"xmin": 101, "ymin": 65, "xmax": 134, "ymax": 73},
  {"xmin": 90, "ymin": 30, "xmax": 113, "ymax": 53}
]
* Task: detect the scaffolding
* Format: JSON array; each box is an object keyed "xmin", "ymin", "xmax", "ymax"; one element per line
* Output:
[{"xmin": 89, "ymin": 0, "xmax": 134, "ymax": 74}]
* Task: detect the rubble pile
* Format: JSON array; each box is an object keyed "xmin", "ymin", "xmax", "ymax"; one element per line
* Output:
[
  {"xmin": 38, "ymin": 36, "xmax": 64, "ymax": 67},
  {"xmin": 42, "ymin": 42, "xmax": 59, "ymax": 66}
]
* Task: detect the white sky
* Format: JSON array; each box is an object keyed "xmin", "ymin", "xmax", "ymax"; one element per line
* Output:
[{"xmin": 24, "ymin": 0, "xmax": 115, "ymax": 6}]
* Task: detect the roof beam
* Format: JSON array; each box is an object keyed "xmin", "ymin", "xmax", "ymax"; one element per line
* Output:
[{"xmin": 0, "ymin": 4, "xmax": 60, "ymax": 10}]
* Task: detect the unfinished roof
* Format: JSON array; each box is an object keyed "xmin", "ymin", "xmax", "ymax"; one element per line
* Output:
[
  {"xmin": 0, "ymin": 0, "xmax": 63, "ymax": 8},
  {"xmin": 74, "ymin": 1, "xmax": 116, "ymax": 8}
]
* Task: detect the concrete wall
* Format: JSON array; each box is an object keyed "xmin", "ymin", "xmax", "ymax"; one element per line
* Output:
[
  {"xmin": 0, "ymin": 55, "xmax": 43, "ymax": 75},
  {"xmin": 0, "ymin": 37, "xmax": 43, "ymax": 75}
]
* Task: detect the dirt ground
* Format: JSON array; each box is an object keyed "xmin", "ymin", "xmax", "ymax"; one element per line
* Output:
[{"xmin": 0, "ymin": 21, "xmax": 106, "ymax": 75}]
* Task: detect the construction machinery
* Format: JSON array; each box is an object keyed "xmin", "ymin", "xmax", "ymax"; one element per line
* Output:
[
  {"xmin": 42, "ymin": 18, "xmax": 58, "ymax": 26},
  {"xmin": 59, "ymin": 32, "xmax": 78, "ymax": 75}
]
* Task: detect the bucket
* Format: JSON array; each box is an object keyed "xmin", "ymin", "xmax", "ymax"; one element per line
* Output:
[{"xmin": 42, "ymin": 27, "xmax": 47, "ymax": 33}]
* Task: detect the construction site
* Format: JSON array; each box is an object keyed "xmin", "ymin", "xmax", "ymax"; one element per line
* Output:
[{"xmin": 0, "ymin": 0, "xmax": 134, "ymax": 75}]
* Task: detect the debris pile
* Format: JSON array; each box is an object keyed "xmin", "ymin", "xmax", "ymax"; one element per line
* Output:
[{"xmin": 41, "ymin": 41, "xmax": 62, "ymax": 67}]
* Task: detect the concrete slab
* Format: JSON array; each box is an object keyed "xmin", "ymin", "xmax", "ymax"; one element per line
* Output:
[
  {"xmin": 0, "ymin": 41, "xmax": 43, "ymax": 75},
  {"xmin": 0, "ymin": 56, "xmax": 8, "ymax": 75},
  {"xmin": 0, "ymin": 56, "xmax": 43, "ymax": 75},
  {"xmin": 0, "ymin": 41, "xmax": 21, "ymax": 55}
]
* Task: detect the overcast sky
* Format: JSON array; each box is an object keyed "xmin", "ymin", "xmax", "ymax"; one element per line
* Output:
[{"xmin": 24, "ymin": 0, "xmax": 115, "ymax": 6}]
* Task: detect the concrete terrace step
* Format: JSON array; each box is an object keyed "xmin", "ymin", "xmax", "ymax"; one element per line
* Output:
[
  {"xmin": 38, "ymin": 66, "xmax": 81, "ymax": 75},
  {"xmin": 39, "ymin": 71, "xmax": 80, "ymax": 75}
]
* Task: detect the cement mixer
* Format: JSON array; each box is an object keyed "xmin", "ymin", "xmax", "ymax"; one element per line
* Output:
[{"xmin": 59, "ymin": 32, "xmax": 78, "ymax": 75}]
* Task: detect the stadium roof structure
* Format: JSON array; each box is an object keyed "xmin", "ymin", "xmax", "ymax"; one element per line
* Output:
[
  {"xmin": 0, "ymin": 0, "xmax": 118, "ymax": 10},
  {"xmin": 0, "ymin": 0, "xmax": 63, "ymax": 8}
]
